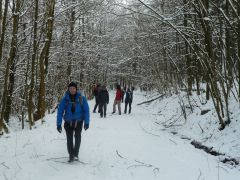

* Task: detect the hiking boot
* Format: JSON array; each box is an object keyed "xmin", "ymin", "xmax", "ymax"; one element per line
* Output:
[
  {"xmin": 68, "ymin": 156, "xmax": 74, "ymax": 163},
  {"xmin": 74, "ymin": 156, "xmax": 79, "ymax": 161}
]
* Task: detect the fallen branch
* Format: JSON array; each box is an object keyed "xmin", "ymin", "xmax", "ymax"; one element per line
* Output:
[
  {"xmin": 221, "ymin": 158, "xmax": 239, "ymax": 166},
  {"xmin": 139, "ymin": 122, "xmax": 161, "ymax": 137},
  {"xmin": 186, "ymin": 140, "xmax": 239, "ymax": 166},
  {"xmin": 1, "ymin": 162, "xmax": 10, "ymax": 169},
  {"xmin": 200, "ymin": 109, "xmax": 211, "ymax": 115},
  {"xmin": 169, "ymin": 138, "xmax": 178, "ymax": 145},
  {"xmin": 116, "ymin": 150, "xmax": 126, "ymax": 159},
  {"xmin": 198, "ymin": 123, "xmax": 204, "ymax": 133},
  {"xmin": 127, "ymin": 164, "xmax": 152, "ymax": 169},
  {"xmin": 162, "ymin": 112, "xmax": 185, "ymax": 128},
  {"xmin": 137, "ymin": 94, "xmax": 165, "ymax": 105},
  {"xmin": 116, "ymin": 150, "xmax": 159, "ymax": 174},
  {"xmin": 46, "ymin": 156, "xmax": 68, "ymax": 161},
  {"xmin": 127, "ymin": 160, "xmax": 157, "ymax": 170},
  {"xmin": 190, "ymin": 140, "xmax": 225, "ymax": 156},
  {"xmin": 180, "ymin": 135, "xmax": 191, "ymax": 140}
]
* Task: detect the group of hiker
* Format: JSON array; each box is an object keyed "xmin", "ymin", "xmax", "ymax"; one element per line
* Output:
[
  {"xmin": 92, "ymin": 83, "xmax": 134, "ymax": 117},
  {"xmin": 56, "ymin": 81, "xmax": 134, "ymax": 162}
]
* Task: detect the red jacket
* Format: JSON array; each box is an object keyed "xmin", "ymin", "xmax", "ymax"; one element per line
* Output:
[{"xmin": 115, "ymin": 89, "xmax": 122, "ymax": 101}]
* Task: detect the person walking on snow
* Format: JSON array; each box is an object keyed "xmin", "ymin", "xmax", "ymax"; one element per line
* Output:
[
  {"xmin": 98, "ymin": 85, "xmax": 109, "ymax": 118},
  {"xmin": 57, "ymin": 82, "xmax": 90, "ymax": 162},
  {"xmin": 124, "ymin": 87, "xmax": 133, "ymax": 114},
  {"xmin": 112, "ymin": 84, "xmax": 122, "ymax": 115},
  {"xmin": 93, "ymin": 83, "xmax": 100, "ymax": 113}
]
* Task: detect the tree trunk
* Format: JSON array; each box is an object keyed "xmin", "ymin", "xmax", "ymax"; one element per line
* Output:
[
  {"xmin": 0, "ymin": 0, "xmax": 8, "ymax": 63},
  {"xmin": 80, "ymin": 16, "xmax": 85, "ymax": 87},
  {"xmin": 0, "ymin": 0, "xmax": 21, "ymax": 133},
  {"xmin": 67, "ymin": 0, "xmax": 76, "ymax": 80},
  {"xmin": 35, "ymin": 0, "xmax": 55, "ymax": 121},
  {"xmin": 238, "ymin": 0, "xmax": 240, "ymax": 99},
  {"xmin": 183, "ymin": 0, "xmax": 193, "ymax": 95},
  {"xmin": 225, "ymin": 0, "xmax": 233, "ymax": 87},
  {"xmin": 3, "ymin": 0, "xmax": 21, "ymax": 123},
  {"xmin": 194, "ymin": 0, "xmax": 225, "ymax": 129},
  {"xmin": 28, "ymin": 0, "xmax": 39, "ymax": 129}
]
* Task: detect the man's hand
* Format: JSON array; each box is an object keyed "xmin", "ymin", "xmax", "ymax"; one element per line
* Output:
[
  {"xmin": 84, "ymin": 124, "xmax": 89, "ymax": 131},
  {"xmin": 57, "ymin": 125, "xmax": 62, "ymax": 133}
]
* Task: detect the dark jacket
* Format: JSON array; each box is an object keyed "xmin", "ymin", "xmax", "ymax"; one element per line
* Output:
[
  {"xmin": 98, "ymin": 88, "xmax": 109, "ymax": 104},
  {"xmin": 93, "ymin": 87, "xmax": 98, "ymax": 97},
  {"xmin": 125, "ymin": 89, "xmax": 133, "ymax": 103}
]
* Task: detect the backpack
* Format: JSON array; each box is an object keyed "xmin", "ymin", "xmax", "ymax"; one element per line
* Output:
[{"xmin": 129, "ymin": 92, "xmax": 132, "ymax": 100}]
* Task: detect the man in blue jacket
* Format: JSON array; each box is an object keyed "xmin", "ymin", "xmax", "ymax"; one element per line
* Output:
[{"xmin": 57, "ymin": 82, "xmax": 90, "ymax": 162}]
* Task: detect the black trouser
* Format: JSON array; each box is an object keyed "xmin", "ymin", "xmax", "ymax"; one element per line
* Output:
[
  {"xmin": 64, "ymin": 121, "xmax": 83, "ymax": 158},
  {"xmin": 93, "ymin": 97, "xmax": 99, "ymax": 112},
  {"xmin": 99, "ymin": 103, "xmax": 107, "ymax": 117},
  {"xmin": 124, "ymin": 101, "xmax": 132, "ymax": 114}
]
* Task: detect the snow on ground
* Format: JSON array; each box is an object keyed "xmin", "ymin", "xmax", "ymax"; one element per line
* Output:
[
  {"xmin": 144, "ymin": 90, "xmax": 240, "ymax": 161},
  {"xmin": 0, "ymin": 90, "xmax": 240, "ymax": 180}
]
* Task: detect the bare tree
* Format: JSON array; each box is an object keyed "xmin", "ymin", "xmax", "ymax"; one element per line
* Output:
[
  {"xmin": 28, "ymin": 0, "xmax": 39, "ymax": 129},
  {"xmin": 35, "ymin": 0, "xmax": 56, "ymax": 122},
  {"xmin": 0, "ymin": 0, "xmax": 22, "ymax": 134}
]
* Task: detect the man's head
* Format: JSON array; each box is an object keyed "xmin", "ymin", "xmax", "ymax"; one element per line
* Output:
[
  {"xmin": 68, "ymin": 81, "xmax": 77, "ymax": 95},
  {"xmin": 116, "ymin": 84, "xmax": 121, "ymax": 90},
  {"xmin": 102, "ymin": 85, "xmax": 107, "ymax": 90}
]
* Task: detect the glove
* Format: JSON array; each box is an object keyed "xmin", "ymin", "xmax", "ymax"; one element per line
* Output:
[
  {"xmin": 57, "ymin": 125, "xmax": 62, "ymax": 133},
  {"xmin": 84, "ymin": 124, "xmax": 89, "ymax": 131}
]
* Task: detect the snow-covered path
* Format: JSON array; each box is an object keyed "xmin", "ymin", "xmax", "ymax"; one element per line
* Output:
[{"xmin": 0, "ymin": 91, "xmax": 239, "ymax": 180}]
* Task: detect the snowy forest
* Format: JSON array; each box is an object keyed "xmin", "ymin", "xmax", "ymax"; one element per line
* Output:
[
  {"xmin": 1, "ymin": 0, "xmax": 240, "ymax": 179},
  {"xmin": 1, "ymin": 0, "xmax": 240, "ymax": 133}
]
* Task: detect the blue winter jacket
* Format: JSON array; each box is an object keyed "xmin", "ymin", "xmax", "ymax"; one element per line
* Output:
[{"xmin": 57, "ymin": 91, "xmax": 90, "ymax": 126}]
